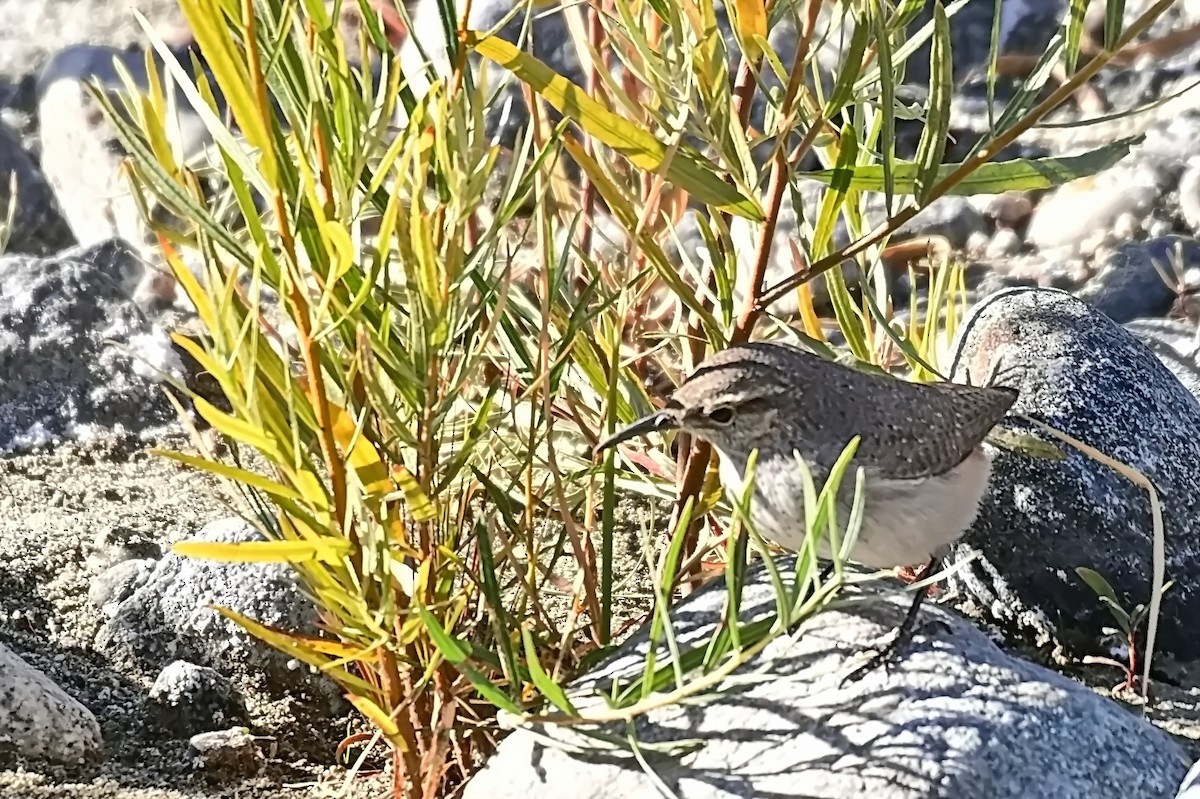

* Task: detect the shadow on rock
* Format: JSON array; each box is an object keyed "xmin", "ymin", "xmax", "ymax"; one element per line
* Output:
[{"xmin": 462, "ymin": 556, "xmax": 1186, "ymax": 799}]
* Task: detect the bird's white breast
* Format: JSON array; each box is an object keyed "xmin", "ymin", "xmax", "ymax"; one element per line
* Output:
[{"xmin": 715, "ymin": 446, "xmax": 995, "ymax": 571}]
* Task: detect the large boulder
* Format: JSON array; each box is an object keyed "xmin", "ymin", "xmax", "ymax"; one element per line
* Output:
[
  {"xmin": 462, "ymin": 559, "xmax": 1187, "ymax": 799},
  {"xmin": 945, "ymin": 286, "xmax": 1200, "ymax": 661}
]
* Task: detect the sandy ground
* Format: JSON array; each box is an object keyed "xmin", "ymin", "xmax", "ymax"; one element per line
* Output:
[
  {"xmin": 0, "ymin": 429, "xmax": 661, "ymax": 798},
  {"xmin": 1, "ymin": 431, "xmax": 1199, "ymax": 799}
]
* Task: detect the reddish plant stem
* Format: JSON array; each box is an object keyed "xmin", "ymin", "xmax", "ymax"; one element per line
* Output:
[{"xmin": 669, "ymin": 0, "xmax": 822, "ymax": 581}]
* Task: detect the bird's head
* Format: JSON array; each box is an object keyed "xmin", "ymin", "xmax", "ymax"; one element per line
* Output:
[{"xmin": 594, "ymin": 343, "xmax": 809, "ymax": 457}]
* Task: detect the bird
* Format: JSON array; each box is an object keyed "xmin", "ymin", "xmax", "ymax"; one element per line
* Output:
[{"xmin": 594, "ymin": 340, "xmax": 1019, "ymax": 679}]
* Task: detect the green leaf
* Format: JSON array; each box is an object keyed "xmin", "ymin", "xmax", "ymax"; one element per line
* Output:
[
  {"xmin": 800, "ymin": 135, "xmax": 1142, "ymax": 196},
  {"xmin": 822, "ymin": 9, "xmax": 870, "ymax": 118},
  {"xmin": 521, "ymin": 628, "xmax": 578, "ymax": 715},
  {"xmin": 416, "ymin": 604, "xmax": 523, "ymax": 715},
  {"xmin": 1076, "ymin": 567, "xmax": 1121, "ymax": 606},
  {"xmin": 1104, "ymin": 0, "xmax": 1127, "ymax": 50},
  {"xmin": 1063, "ymin": 0, "xmax": 1090, "ymax": 75},
  {"xmin": 870, "ymin": 0, "xmax": 897, "ymax": 210},
  {"xmin": 812, "ymin": 123, "xmax": 859, "ymax": 258},
  {"xmin": 1076, "ymin": 566, "xmax": 1132, "ymax": 634},
  {"xmin": 914, "ymin": 1, "xmax": 952, "ymax": 204},
  {"xmin": 465, "ymin": 32, "xmax": 764, "ymax": 221}
]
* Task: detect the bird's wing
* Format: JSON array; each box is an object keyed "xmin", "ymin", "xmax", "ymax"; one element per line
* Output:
[{"xmin": 855, "ymin": 379, "xmax": 1020, "ymax": 481}]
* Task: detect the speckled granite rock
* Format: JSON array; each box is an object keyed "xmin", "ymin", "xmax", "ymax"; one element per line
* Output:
[
  {"xmin": 0, "ymin": 238, "xmax": 187, "ymax": 453},
  {"xmin": 1178, "ymin": 758, "xmax": 1200, "ymax": 798},
  {"xmin": 945, "ymin": 286, "xmax": 1200, "ymax": 660},
  {"xmin": 462, "ymin": 558, "xmax": 1188, "ymax": 799},
  {"xmin": 188, "ymin": 727, "xmax": 263, "ymax": 782},
  {"xmin": 149, "ymin": 661, "xmax": 248, "ymax": 737},
  {"xmin": 0, "ymin": 641, "xmax": 102, "ymax": 766},
  {"xmin": 1081, "ymin": 235, "xmax": 1199, "ymax": 323},
  {"xmin": 94, "ymin": 517, "xmax": 334, "ymax": 704}
]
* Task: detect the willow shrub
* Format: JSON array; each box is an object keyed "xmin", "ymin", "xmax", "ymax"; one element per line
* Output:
[{"xmin": 95, "ymin": 0, "xmax": 1171, "ymax": 795}]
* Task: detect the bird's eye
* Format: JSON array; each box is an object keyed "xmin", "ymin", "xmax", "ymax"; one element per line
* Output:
[{"xmin": 708, "ymin": 406, "xmax": 735, "ymax": 424}]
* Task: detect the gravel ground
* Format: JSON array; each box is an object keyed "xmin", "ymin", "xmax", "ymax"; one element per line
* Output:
[
  {"xmin": 0, "ymin": 429, "xmax": 659, "ymax": 798},
  {"xmin": 0, "ymin": 0, "xmax": 187, "ymax": 81},
  {"xmin": 0, "ymin": 433, "xmax": 391, "ymax": 798}
]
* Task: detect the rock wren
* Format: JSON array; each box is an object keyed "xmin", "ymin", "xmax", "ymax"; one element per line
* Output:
[{"xmin": 595, "ymin": 341, "xmax": 1019, "ymax": 677}]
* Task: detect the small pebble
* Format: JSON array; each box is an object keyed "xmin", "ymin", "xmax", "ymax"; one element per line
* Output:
[
  {"xmin": 189, "ymin": 728, "xmax": 264, "ymax": 781},
  {"xmin": 149, "ymin": 661, "xmax": 248, "ymax": 737}
]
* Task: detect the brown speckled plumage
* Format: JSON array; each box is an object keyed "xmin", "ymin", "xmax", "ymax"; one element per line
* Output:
[{"xmin": 669, "ymin": 341, "xmax": 1018, "ymax": 481}]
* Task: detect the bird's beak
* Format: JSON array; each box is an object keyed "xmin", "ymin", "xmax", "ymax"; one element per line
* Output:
[{"xmin": 593, "ymin": 410, "xmax": 678, "ymax": 456}]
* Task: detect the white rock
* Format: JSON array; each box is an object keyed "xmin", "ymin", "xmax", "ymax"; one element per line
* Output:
[
  {"xmin": 1026, "ymin": 166, "xmax": 1159, "ymax": 254},
  {"xmin": 463, "ymin": 567, "xmax": 1187, "ymax": 799},
  {"xmin": 0, "ymin": 642, "xmax": 102, "ymax": 765}
]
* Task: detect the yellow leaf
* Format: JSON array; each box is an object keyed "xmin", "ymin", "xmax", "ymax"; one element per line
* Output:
[
  {"xmin": 153, "ymin": 449, "xmax": 307, "ymax": 503},
  {"xmin": 322, "ymin": 221, "xmax": 355, "ymax": 282},
  {"xmin": 160, "ymin": 238, "xmax": 217, "ymax": 333},
  {"xmin": 345, "ymin": 694, "xmax": 404, "ymax": 744},
  {"xmin": 172, "ymin": 538, "xmax": 351, "ymax": 564},
  {"xmin": 206, "ymin": 604, "xmax": 379, "ymax": 696},
  {"xmin": 176, "ymin": 0, "xmax": 277, "ymax": 184},
  {"xmin": 731, "ymin": 0, "xmax": 767, "ymax": 59},
  {"xmin": 465, "ymin": 32, "xmax": 763, "ymax": 221},
  {"xmin": 392, "ymin": 464, "xmax": 438, "ymax": 523},
  {"xmin": 317, "ymin": 399, "xmax": 393, "ymax": 501},
  {"xmin": 190, "ymin": 395, "xmax": 285, "ymax": 462}
]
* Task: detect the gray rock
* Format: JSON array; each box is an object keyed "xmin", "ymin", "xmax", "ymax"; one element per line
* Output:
[
  {"xmin": 0, "ymin": 117, "xmax": 72, "ymax": 255},
  {"xmin": 88, "ymin": 557, "xmax": 155, "ymax": 616},
  {"xmin": 945, "ymin": 287, "xmax": 1200, "ymax": 660},
  {"xmin": 463, "ymin": 558, "xmax": 1187, "ymax": 799},
  {"xmin": 188, "ymin": 727, "xmax": 263, "ymax": 781},
  {"xmin": 149, "ymin": 661, "xmax": 247, "ymax": 737},
  {"xmin": 0, "ymin": 238, "xmax": 187, "ymax": 453},
  {"xmin": 85, "ymin": 525, "xmax": 163, "ymax": 573},
  {"xmin": 94, "ymin": 517, "xmax": 324, "ymax": 693},
  {"xmin": 35, "ymin": 43, "xmax": 223, "ymax": 257},
  {"xmin": 1178, "ymin": 758, "xmax": 1200, "ymax": 798},
  {"xmin": 1123, "ymin": 318, "xmax": 1200, "ymax": 399},
  {"xmin": 1080, "ymin": 235, "xmax": 1198, "ymax": 324},
  {"xmin": 0, "ymin": 641, "xmax": 102, "ymax": 766}
]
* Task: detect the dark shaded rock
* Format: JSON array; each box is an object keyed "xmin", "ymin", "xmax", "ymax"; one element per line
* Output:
[
  {"xmin": 0, "ymin": 642, "xmax": 102, "ymax": 766},
  {"xmin": 94, "ymin": 517, "xmax": 332, "ymax": 701},
  {"xmin": 945, "ymin": 286, "xmax": 1200, "ymax": 661},
  {"xmin": 88, "ymin": 558, "xmax": 154, "ymax": 616},
  {"xmin": 188, "ymin": 727, "xmax": 263, "ymax": 781},
  {"xmin": 0, "ymin": 117, "xmax": 72, "ymax": 255},
  {"xmin": 1081, "ymin": 235, "xmax": 1199, "ymax": 324},
  {"xmin": 0, "ymin": 238, "xmax": 187, "ymax": 453},
  {"xmin": 85, "ymin": 525, "xmax": 163, "ymax": 574},
  {"xmin": 1179, "ymin": 758, "xmax": 1200, "ymax": 798},
  {"xmin": 463, "ymin": 556, "xmax": 1186, "ymax": 799},
  {"xmin": 149, "ymin": 661, "xmax": 248, "ymax": 737}
]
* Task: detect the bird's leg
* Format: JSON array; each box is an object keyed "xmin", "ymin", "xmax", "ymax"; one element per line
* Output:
[{"xmin": 840, "ymin": 556, "xmax": 941, "ymax": 686}]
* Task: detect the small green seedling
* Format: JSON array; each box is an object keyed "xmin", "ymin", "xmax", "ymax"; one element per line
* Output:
[{"xmin": 1076, "ymin": 566, "xmax": 1175, "ymax": 694}]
